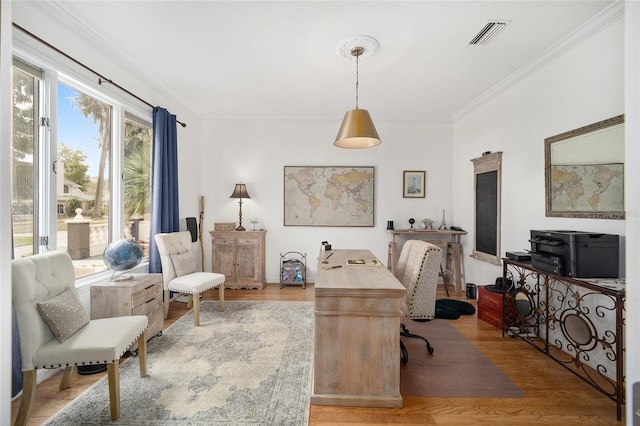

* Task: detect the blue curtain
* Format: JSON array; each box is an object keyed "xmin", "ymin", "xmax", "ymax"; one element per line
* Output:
[
  {"xmin": 148, "ymin": 107, "xmax": 180, "ymax": 273},
  {"xmin": 12, "ymin": 307, "xmax": 22, "ymax": 397}
]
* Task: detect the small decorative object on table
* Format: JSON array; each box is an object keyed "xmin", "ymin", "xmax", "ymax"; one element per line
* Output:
[
  {"xmin": 438, "ymin": 209, "xmax": 448, "ymax": 230},
  {"xmin": 280, "ymin": 251, "xmax": 307, "ymax": 288},
  {"xmin": 421, "ymin": 218, "xmax": 434, "ymax": 229},
  {"xmin": 250, "ymin": 218, "xmax": 259, "ymax": 231},
  {"xmin": 214, "ymin": 222, "xmax": 236, "ymax": 231},
  {"xmin": 408, "ymin": 218, "xmax": 415, "ymax": 229}
]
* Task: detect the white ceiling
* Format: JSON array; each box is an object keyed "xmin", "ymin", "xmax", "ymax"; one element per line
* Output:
[{"xmin": 44, "ymin": 0, "xmax": 614, "ymax": 121}]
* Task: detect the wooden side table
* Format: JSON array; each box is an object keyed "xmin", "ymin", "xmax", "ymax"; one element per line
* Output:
[
  {"xmin": 90, "ymin": 274, "xmax": 164, "ymax": 350},
  {"xmin": 210, "ymin": 230, "xmax": 266, "ymax": 289}
]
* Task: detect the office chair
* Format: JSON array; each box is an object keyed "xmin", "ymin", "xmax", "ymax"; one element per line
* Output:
[{"xmin": 395, "ymin": 240, "xmax": 443, "ymax": 364}]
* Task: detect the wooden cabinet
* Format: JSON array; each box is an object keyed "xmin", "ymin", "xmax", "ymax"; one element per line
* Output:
[
  {"xmin": 90, "ymin": 274, "xmax": 164, "ymax": 349},
  {"xmin": 210, "ymin": 230, "xmax": 266, "ymax": 289}
]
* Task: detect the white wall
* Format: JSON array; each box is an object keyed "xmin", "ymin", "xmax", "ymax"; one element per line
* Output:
[
  {"xmin": 624, "ymin": 1, "xmax": 640, "ymax": 421},
  {"xmin": 452, "ymin": 17, "xmax": 625, "ymax": 288},
  {"xmin": 200, "ymin": 118, "xmax": 453, "ymax": 282}
]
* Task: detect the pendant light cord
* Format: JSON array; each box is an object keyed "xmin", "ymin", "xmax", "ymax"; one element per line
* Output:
[{"xmin": 354, "ymin": 49, "xmax": 360, "ymax": 109}]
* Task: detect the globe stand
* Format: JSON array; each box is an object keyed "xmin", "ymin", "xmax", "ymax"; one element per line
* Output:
[{"xmin": 109, "ymin": 270, "xmax": 134, "ymax": 282}]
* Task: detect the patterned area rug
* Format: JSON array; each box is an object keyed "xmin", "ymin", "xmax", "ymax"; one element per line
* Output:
[{"xmin": 45, "ymin": 301, "xmax": 314, "ymax": 425}]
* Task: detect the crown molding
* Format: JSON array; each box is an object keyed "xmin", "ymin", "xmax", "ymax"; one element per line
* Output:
[{"xmin": 451, "ymin": 1, "xmax": 624, "ymax": 122}]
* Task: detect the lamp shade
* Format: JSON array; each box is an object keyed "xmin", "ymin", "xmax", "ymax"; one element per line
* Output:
[
  {"xmin": 230, "ymin": 183, "xmax": 250, "ymax": 199},
  {"xmin": 334, "ymin": 109, "xmax": 381, "ymax": 148}
]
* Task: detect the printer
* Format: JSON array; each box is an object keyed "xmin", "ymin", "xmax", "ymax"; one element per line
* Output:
[{"xmin": 529, "ymin": 230, "xmax": 619, "ymax": 278}]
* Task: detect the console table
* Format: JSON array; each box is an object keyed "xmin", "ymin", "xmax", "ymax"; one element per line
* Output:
[
  {"xmin": 388, "ymin": 229, "xmax": 467, "ymax": 292},
  {"xmin": 502, "ymin": 259, "xmax": 625, "ymax": 420},
  {"xmin": 312, "ymin": 249, "xmax": 405, "ymax": 408}
]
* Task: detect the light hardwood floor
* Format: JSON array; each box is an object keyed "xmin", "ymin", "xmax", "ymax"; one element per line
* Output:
[{"xmin": 11, "ymin": 284, "xmax": 625, "ymax": 425}]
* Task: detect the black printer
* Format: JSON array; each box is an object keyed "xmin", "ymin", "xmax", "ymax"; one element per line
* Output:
[{"xmin": 529, "ymin": 230, "xmax": 619, "ymax": 278}]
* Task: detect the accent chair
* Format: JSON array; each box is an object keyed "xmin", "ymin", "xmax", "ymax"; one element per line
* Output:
[
  {"xmin": 12, "ymin": 250, "xmax": 148, "ymax": 425},
  {"xmin": 154, "ymin": 231, "xmax": 225, "ymax": 326}
]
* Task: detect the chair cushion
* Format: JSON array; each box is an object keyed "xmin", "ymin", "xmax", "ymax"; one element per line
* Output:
[
  {"xmin": 34, "ymin": 315, "xmax": 148, "ymax": 368},
  {"xmin": 170, "ymin": 251, "xmax": 196, "ymax": 277},
  {"xmin": 169, "ymin": 272, "xmax": 225, "ymax": 294},
  {"xmin": 37, "ymin": 286, "xmax": 90, "ymax": 342}
]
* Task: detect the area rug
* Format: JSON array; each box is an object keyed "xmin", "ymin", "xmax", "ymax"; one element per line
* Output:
[
  {"xmin": 400, "ymin": 319, "xmax": 525, "ymax": 398},
  {"xmin": 45, "ymin": 301, "xmax": 314, "ymax": 425}
]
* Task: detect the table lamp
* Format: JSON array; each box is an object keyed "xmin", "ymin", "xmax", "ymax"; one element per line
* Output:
[{"xmin": 230, "ymin": 183, "xmax": 250, "ymax": 231}]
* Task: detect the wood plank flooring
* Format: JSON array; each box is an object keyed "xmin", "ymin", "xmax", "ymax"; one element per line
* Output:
[{"xmin": 11, "ymin": 284, "xmax": 624, "ymax": 425}]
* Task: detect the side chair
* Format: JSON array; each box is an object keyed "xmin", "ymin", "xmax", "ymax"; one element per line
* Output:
[
  {"xmin": 395, "ymin": 240, "xmax": 443, "ymax": 364},
  {"xmin": 12, "ymin": 251, "xmax": 148, "ymax": 425},
  {"xmin": 154, "ymin": 231, "xmax": 225, "ymax": 326}
]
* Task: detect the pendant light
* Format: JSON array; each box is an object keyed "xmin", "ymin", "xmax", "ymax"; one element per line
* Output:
[{"xmin": 334, "ymin": 41, "xmax": 381, "ymax": 149}]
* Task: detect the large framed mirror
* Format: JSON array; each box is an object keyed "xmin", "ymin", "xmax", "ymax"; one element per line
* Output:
[
  {"xmin": 471, "ymin": 151, "xmax": 502, "ymax": 265},
  {"xmin": 545, "ymin": 115, "xmax": 625, "ymax": 219}
]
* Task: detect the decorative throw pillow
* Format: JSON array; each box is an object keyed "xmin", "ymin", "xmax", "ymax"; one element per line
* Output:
[
  {"xmin": 170, "ymin": 251, "xmax": 196, "ymax": 277},
  {"xmin": 37, "ymin": 286, "xmax": 90, "ymax": 342}
]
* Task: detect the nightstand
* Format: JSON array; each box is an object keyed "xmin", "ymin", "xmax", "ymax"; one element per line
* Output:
[{"xmin": 90, "ymin": 274, "xmax": 164, "ymax": 350}]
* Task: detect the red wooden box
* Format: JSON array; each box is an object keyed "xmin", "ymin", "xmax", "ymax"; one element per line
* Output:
[
  {"xmin": 477, "ymin": 285, "xmax": 505, "ymax": 329},
  {"xmin": 477, "ymin": 285, "xmax": 520, "ymax": 330}
]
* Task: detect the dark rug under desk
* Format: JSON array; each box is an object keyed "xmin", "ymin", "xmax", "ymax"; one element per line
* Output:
[{"xmin": 399, "ymin": 319, "xmax": 524, "ymax": 398}]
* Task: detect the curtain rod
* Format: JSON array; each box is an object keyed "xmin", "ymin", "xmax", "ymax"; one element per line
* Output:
[{"xmin": 12, "ymin": 22, "xmax": 187, "ymax": 128}]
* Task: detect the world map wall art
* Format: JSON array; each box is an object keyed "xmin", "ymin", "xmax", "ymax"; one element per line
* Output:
[
  {"xmin": 549, "ymin": 163, "xmax": 624, "ymax": 217},
  {"xmin": 283, "ymin": 166, "xmax": 374, "ymax": 227}
]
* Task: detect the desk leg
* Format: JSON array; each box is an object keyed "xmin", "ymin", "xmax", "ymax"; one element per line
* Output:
[
  {"xmin": 387, "ymin": 242, "xmax": 397, "ymax": 273},
  {"xmin": 448, "ymin": 242, "xmax": 464, "ymax": 293}
]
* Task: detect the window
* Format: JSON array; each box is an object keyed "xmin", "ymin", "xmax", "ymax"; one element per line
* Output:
[
  {"xmin": 56, "ymin": 82, "xmax": 112, "ymax": 277},
  {"xmin": 11, "ymin": 60, "xmax": 41, "ymax": 258},
  {"xmin": 11, "ymin": 50, "xmax": 153, "ymax": 280},
  {"xmin": 124, "ymin": 116, "xmax": 152, "ymax": 260}
]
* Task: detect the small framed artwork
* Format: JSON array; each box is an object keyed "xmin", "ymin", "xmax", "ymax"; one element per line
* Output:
[{"xmin": 403, "ymin": 170, "xmax": 426, "ymax": 198}]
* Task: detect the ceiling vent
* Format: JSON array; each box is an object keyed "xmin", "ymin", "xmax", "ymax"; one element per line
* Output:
[{"xmin": 469, "ymin": 21, "xmax": 509, "ymax": 45}]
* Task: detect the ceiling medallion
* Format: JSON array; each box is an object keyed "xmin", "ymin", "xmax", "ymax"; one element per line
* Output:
[{"xmin": 336, "ymin": 35, "xmax": 379, "ymax": 61}]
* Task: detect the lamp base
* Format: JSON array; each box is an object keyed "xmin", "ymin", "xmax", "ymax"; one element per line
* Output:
[{"xmin": 236, "ymin": 225, "xmax": 246, "ymax": 231}]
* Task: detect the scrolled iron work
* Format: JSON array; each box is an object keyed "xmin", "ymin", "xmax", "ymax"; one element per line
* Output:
[{"xmin": 501, "ymin": 259, "xmax": 625, "ymax": 421}]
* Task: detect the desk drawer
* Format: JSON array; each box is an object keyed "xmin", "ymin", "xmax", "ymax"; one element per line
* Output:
[{"xmin": 132, "ymin": 282, "xmax": 161, "ymax": 307}]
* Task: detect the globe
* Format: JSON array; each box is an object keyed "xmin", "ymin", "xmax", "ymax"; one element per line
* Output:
[{"xmin": 104, "ymin": 238, "xmax": 143, "ymax": 281}]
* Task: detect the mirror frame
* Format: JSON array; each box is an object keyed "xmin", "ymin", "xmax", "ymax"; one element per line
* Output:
[{"xmin": 545, "ymin": 115, "xmax": 625, "ymax": 219}]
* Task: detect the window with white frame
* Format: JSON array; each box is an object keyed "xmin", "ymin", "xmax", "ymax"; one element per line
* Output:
[{"xmin": 11, "ymin": 53, "xmax": 152, "ymax": 280}]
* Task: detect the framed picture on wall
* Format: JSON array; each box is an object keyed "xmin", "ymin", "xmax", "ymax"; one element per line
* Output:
[{"xmin": 403, "ymin": 170, "xmax": 426, "ymax": 198}]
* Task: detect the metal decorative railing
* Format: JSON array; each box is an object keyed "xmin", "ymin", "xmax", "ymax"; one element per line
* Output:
[{"xmin": 502, "ymin": 259, "xmax": 625, "ymax": 421}]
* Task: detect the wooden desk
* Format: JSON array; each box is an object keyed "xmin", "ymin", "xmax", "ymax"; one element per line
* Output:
[
  {"xmin": 311, "ymin": 249, "xmax": 406, "ymax": 408},
  {"xmin": 388, "ymin": 229, "xmax": 467, "ymax": 292}
]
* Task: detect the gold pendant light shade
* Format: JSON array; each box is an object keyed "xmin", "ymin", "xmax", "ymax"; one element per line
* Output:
[
  {"xmin": 334, "ymin": 109, "xmax": 381, "ymax": 148},
  {"xmin": 334, "ymin": 36, "xmax": 381, "ymax": 149}
]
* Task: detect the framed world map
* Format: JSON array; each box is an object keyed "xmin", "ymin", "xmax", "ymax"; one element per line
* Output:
[
  {"xmin": 545, "ymin": 115, "xmax": 625, "ymax": 219},
  {"xmin": 283, "ymin": 166, "xmax": 374, "ymax": 227}
]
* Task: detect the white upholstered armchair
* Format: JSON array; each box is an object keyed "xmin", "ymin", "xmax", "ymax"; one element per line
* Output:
[
  {"xmin": 11, "ymin": 251, "xmax": 148, "ymax": 425},
  {"xmin": 154, "ymin": 231, "xmax": 225, "ymax": 326},
  {"xmin": 395, "ymin": 240, "xmax": 443, "ymax": 363}
]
